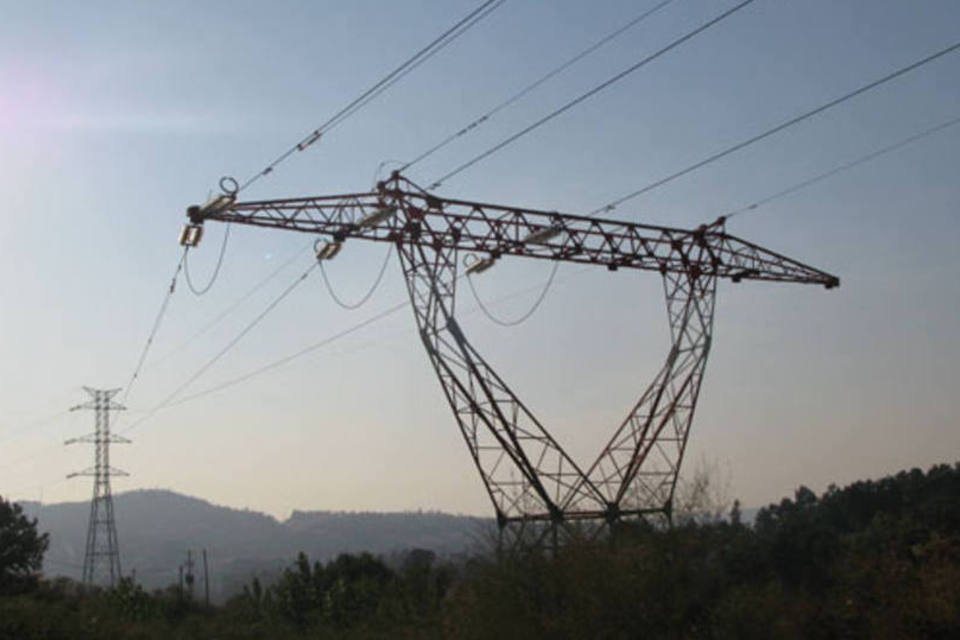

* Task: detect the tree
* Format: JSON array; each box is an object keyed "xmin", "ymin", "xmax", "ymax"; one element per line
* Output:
[{"xmin": 0, "ymin": 495, "xmax": 49, "ymax": 594}]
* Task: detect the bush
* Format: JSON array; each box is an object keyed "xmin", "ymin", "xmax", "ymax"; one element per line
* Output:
[{"xmin": 0, "ymin": 495, "xmax": 49, "ymax": 595}]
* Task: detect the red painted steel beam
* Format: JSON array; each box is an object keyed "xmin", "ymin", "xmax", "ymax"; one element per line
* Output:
[{"xmin": 186, "ymin": 174, "xmax": 839, "ymax": 288}]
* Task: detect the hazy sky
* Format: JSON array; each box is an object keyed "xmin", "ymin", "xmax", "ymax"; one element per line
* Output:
[{"xmin": 1, "ymin": 0, "xmax": 958, "ymax": 520}]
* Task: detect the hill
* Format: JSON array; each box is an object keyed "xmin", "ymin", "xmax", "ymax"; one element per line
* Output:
[{"xmin": 18, "ymin": 489, "xmax": 488, "ymax": 601}]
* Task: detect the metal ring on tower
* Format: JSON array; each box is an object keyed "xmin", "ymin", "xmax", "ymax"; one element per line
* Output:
[{"xmin": 219, "ymin": 176, "xmax": 239, "ymax": 196}]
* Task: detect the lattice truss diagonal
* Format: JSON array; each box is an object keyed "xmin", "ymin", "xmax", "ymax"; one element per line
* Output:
[{"xmin": 183, "ymin": 173, "xmax": 838, "ymax": 526}]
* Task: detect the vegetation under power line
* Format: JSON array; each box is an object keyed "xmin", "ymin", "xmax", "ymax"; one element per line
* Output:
[{"xmin": 2, "ymin": 463, "xmax": 959, "ymax": 638}]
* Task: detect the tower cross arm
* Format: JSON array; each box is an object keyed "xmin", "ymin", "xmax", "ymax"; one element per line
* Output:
[
  {"xmin": 65, "ymin": 434, "xmax": 132, "ymax": 445},
  {"xmin": 70, "ymin": 387, "xmax": 126, "ymax": 412},
  {"xmin": 67, "ymin": 466, "xmax": 128, "ymax": 478},
  {"xmin": 184, "ymin": 175, "xmax": 838, "ymax": 288}
]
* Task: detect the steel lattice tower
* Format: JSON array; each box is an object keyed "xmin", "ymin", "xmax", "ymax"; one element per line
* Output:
[
  {"xmin": 66, "ymin": 387, "xmax": 129, "ymax": 587},
  {"xmin": 180, "ymin": 173, "xmax": 839, "ymax": 540}
]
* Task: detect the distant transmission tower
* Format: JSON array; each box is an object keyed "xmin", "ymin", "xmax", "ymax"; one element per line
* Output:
[{"xmin": 66, "ymin": 387, "xmax": 129, "ymax": 587}]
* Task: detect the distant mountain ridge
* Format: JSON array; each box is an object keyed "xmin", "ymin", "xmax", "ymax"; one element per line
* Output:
[{"xmin": 17, "ymin": 489, "xmax": 489, "ymax": 601}]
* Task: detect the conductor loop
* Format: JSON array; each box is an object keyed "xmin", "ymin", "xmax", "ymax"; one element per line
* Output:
[{"xmin": 219, "ymin": 176, "xmax": 239, "ymax": 197}]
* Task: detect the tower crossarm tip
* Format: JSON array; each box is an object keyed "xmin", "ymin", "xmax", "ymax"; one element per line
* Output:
[
  {"xmin": 65, "ymin": 434, "xmax": 132, "ymax": 445},
  {"xmin": 709, "ymin": 231, "xmax": 839, "ymax": 288}
]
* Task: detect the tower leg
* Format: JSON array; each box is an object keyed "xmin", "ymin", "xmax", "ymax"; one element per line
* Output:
[
  {"xmin": 81, "ymin": 494, "xmax": 99, "ymax": 584},
  {"xmin": 583, "ymin": 269, "xmax": 717, "ymax": 520},
  {"xmin": 395, "ymin": 240, "xmax": 605, "ymax": 526}
]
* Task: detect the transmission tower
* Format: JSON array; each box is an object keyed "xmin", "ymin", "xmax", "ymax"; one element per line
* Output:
[
  {"xmin": 181, "ymin": 173, "xmax": 838, "ymax": 541},
  {"xmin": 66, "ymin": 387, "xmax": 129, "ymax": 586}
]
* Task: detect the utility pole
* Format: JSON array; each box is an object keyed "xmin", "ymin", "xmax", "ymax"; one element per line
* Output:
[
  {"xmin": 66, "ymin": 387, "xmax": 129, "ymax": 587},
  {"xmin": 202, "ymin": 548, "xmax": 210, "ymax": 607},
  {"xmin": 184, "ymin": 550, "xmax": 195, "ymax": 599}
]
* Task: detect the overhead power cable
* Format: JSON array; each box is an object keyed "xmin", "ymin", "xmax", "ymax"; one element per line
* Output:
[
  {"xmin": 121, "ymin": 248, "xmax": 187, "ymax": 404},
  {"xmin": 236, "ymin": 0, "xmax": 507, "ymax": 194},
  {"xmin": 319, "ymin": 245, "xmax": 394, "ymax": 310},
  {"xmin": 183, "ymin": 223, "xmax": 231, "ymax": 296},
  {"xmin": 0, "ymin": 437, "xmax": 69, "ymax": 473},
  {"xmin": 170, "ymin": 300, "xmax": 410, "ymax": 410},
  {"xmin": 399, "ymin": 0, "xmax": 677, "ymax": 173},
  {"xmin": 593, "ymin": 39, "xmax": 960, "ymax": 215},
  {"xmin": 115, "ymin": 266, "xmax": 592, "ymax": 433},
  {"xmin": 429, "ymin": 0, "xmax": 758, "ymax": 189},
  {"xmin": 147, "ymin": 241, "xmax": 313, "ymax": 370},
  {"xmin": 0, "ymin": 410, "xmax": 69, "ymax": 445},
  {"xmin": 466, "ymin": 262, "xmax": 560, "ymax": 327},
  {"xmin": 43, "ymin": 559, "xmax": 85, "ymax": 571},
  {"xmin": 320, "ymin": 0, "xmax": 507, "ymax": 136},
  {"xmin": 4, "ymin": 474, "xmax": 69, "ymax": 501},
  {"xmin": 727, "ymin": 113, "xmax": 960, "ymax": 219},
  {"xmin": 121, "ymin": 262, "xmax": 318, "ymax": 435}
]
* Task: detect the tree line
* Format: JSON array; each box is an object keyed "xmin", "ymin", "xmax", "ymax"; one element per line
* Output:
[{"xmin": 1, "ymin": 462, "xmax": 958, "ymax": 638}]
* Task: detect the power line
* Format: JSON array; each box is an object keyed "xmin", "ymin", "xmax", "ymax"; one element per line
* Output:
[
  {"xmin": 114, "ymin": 243, "xmax": 308, "ymax": 438},
  {"xmin": 170, "ymin": 300, "xmax": 410, "ymax": 410},
  {"xmin": 0, "ymin": 411, "xmax": 78, "ymax": 472},
  {"xmin": 121, "ymin": 249, "xmax": 187, "ymax": 405},
  {"xmin": 146, "ymin": 241, "xmax": 313, "ymax": 370},
  {"xmin": 121, "ymin": 263, "xmax": 318, "ymax": 435},
  {"xmin": 727, "ymin": 113, "xmax": 960, "ymax": 219},
  {"xmin": 399, "ymin": 0, "xmax": 677, "ymax": 173},
  {"xmin": 2, "ymin": 253, "xmax": 364, "ymax": 477},
  {"xmin": 10, "ymin": 263, "xmax": 586, "ymax": 462},
  {"xmin": 319, "ymin": 245, "xmax": 394, "ymax": 310},
  {"xmin": 466, "ymin": 262, "xmax": 560, "ymax": 327},
  {"xmin": 320, "ymin": 0, "xmax": 507, "ymax": 137},
  {"xmin": 593, "ymin": 39, "xmax": 960, "ymax": 215},
  {"xmin": 4, "ymin": 475, "xmax": 69, "ymax": 501},
  {"xmin": 176, "ymin": 267, "xmax": 591, "ymax": 406},
  {"xmin": 3, "ymin": 256, "xmax": 316, "ymax": 454},
  {"xmin": 0, "ymin": 434, "xmax": 70, "ymax": 473},
  {"xmin": 44, "ymin": 559, "xmax": 85, "ymax": 571},
  {"xmin": 372, "ymin": 159, "xmax": 408, "ymax": 187},
  {"xmin": 0, "ymin": 410, "xmax": 69, "ymax": 444},
  {"xmin": 115, "ymin": 266, "xmax": 593, "ymax": 432},
  {"xmin": 236, "ymin": 0, "xmax": 507, "ymax": 194},
  {"xmin": 429, "ymin": 0, "xmax": 758, "ymax": 189},
  {"xmin": 0, "ymin": 409, "xmax": 81, "ymax": 479},
  {"xmin": 183, "ymin": 223, "xmax": 231, "ymax": 296}
]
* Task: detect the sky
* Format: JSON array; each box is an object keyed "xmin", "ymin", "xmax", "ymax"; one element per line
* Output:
[{"xmin": 1, "ymin": 0, "xmax": 958, "ymax": 520}]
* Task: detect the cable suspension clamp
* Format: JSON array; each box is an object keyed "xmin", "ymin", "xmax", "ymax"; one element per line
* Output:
[
  {"xmin": 179, "ymin": 224, "xmax": 204, "ymax": 247},
  {"xmin": 522, "ymin": 222, "xmax": 563, "ymax": 245},
  {"xmin": 357, "ymin": 206, "xmax": 397, "ymax": 229},
  {"xmin": 296, "ymin": 130, "xmax": 322, "ymax": 152},
  {"xmin": 315, "ymin": 239, "xmax": 343, "ymax": 261},
  {"xmin": 464, "ymin": 253, "xmax": 497, "ymax": 276},
  {"xmin": 182, "ymin": 189, "xmax": 238, "ymax": 247}
]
